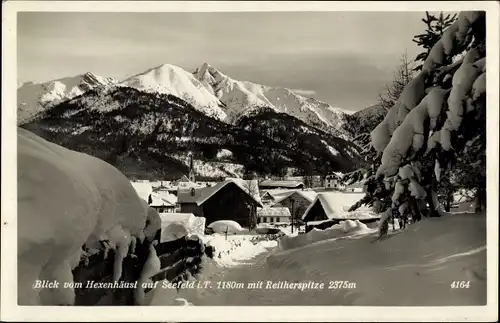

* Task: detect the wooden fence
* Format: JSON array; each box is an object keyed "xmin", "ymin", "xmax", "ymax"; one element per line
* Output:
[{"xmin": 72, "ymin": 234, "xmax": 213, "ymax": 305}]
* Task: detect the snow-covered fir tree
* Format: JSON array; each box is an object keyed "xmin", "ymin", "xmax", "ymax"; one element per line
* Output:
[
  {"xmin": 346, "ymin": 11, "xmax": 486, "ymax": 237},
  {"xmin": 412, "ymin": 11, "xmax": 458, "ymax": 71}
]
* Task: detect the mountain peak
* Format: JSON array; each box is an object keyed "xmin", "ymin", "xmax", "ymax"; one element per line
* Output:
[{"xmin": 195, "ymin": 62, "xmax": 225, "ymax": 83}]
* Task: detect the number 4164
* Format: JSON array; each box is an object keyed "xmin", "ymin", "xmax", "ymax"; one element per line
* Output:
[{"xmin": 450, "ymin": 281, "xmax": 470, "ymax": 289}]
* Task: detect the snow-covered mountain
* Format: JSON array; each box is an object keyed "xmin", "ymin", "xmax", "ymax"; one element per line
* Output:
[
  {"xmin": 192, "ymin": 63, "xmax": 347, "ymax": 136},
  {"xmin": 119, "ymin": 63, "xmax": 349, "ymax": 137},
  {"xmin": 17, "ymin": 72, "xmax": 118, "ymax": 124},
  {"xmin": 21, "ymin": 86, "xmax": 365, "ymax": 180},
  {"xmin": 18, "ymin": 63, "xmax": 351, "ymax": 137},
  {"xmin": 120, "ymin": 64, "xmax": 227, "ymax": 120}
]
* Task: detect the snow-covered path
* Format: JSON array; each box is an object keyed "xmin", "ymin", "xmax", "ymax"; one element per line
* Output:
[{"xmin": 148, "ymin": 213, "xmax": 486, "ymax": 306}]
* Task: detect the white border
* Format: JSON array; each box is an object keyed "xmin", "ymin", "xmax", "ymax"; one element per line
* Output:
[{"xmin": 1, "ymin": 1, "xmax": 499, "ymax": 321}]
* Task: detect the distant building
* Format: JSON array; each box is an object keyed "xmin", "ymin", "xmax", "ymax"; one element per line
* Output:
[
  {"xmin": 259, "ymin": 180, "xmax": 304, "ymax": 190},
  {"xmin": 150, "ymin": 191, "xmax": 177, "ymax": 213},
  {"xmin": 188, "ymin": 153, "xmax": 196, "ymax": 183},
  {"xmin": 171, "ymin": 175, "xmax": 204, "ymax": 196},
  {"xmin": 301, "ymin": 192, "xmax": 379, "ymax": 232},
  {"xmin": 270, "ymin": 190, "xmax": 317, "ymax": 221},
  {"xmin": 324, "ymin": 174, "xmax": 344, "ymax": 190},
  {"xmin": 177, "ymin": 179, "xmax": 263, "ymax": 229},
  {"xmin": 260, "ymin": 191, "xmax": 276, "ymax": 205},
  {"xmin": 257, "ymin": 207, "xmax": 291, "ymax": 224}
]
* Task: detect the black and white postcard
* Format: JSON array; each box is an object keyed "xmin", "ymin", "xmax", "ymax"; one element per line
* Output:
[{"xmin": 1, "ymin": 1, "xmax": 499, "ymax": 321}]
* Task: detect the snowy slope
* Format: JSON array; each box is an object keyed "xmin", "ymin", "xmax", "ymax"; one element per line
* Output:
[
  {"xmin": 149, "ymin": 213, "xmax": 486, "ymax": 307},
  {"xmin": 193, "ymin": 63, "xmax": 348, "ymax": 137},
  {"xmin": 120, "ymin": 64, "xmax": 227, "ymax": 120},
  {"xmin": 22, "ymin": 86, "xmax": 365, "ymax": 179},
  {"xmin": 17, "ymin": 72, "xmax": 118, "ymax": 124}
]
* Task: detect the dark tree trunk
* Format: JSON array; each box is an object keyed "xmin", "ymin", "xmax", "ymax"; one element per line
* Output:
[
  {"xmin": 475, "ymin": 187, "xmax": 486, "ymax": 212},
  {"xmin": 426, "ymin": 189, "xmax": 441, "ymax": 217},
  {"xmin": 445, "ymin": 189, "xmax": 452, "ymax": 212},
  {"xmin": 409, "ymin": 197, "xmax": 422, "ymax": 222}
]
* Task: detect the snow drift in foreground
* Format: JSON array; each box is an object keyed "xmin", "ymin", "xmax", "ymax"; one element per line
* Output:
[
  {"xmin": 278, "ymin": 220, "xmax": 376, "ymax": 251},
  {"xmin": 17, "ymin": 128, "xmax": 156, "ymax": 305},
  {"xmin": 149, "ymin": 213, "xmax": 486, "ymax": 306}
]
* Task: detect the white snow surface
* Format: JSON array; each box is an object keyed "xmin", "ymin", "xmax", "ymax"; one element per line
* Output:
[
  {"xmin": 120, "ymin": 64, "xmax": 228, "ymax": 121},
  {"xmin": 201, "ymin": 234, "xmax": 278, "ymax": 268},
  {"xmin": 278, "ymin": 220, "xmax": 375, "ymax": 251},
  {"xmin": 159, "ymin": 213, "xmax": 206, "ymax": 243},
  {"xmin": 17, "ymin": 128, "xmax": 149, "ymax": 305},
  {"xmin": 194, "ymin": 63, "xmax": 348, "ymax": 136},
  {"xmin": 18, "ymin": 63, "xmax": 352, "ymax": 138},
  {"xmin": 17, "ymin": 72, "xmax": 117, "ymax": 124},
  {"xmin": 130, "ymin": 181, "xmax": 153, "ymax": 202},
  {"xmin": 208, "ymin": 220, "xmax": 245, "ymax": 234},
  {"xmin": 302, "ymin": 192, "xmax": 375, "ymax": 221},
  {"xmin": 119, "ymin": 62, "xmax": 349, "ymax": 136},
  {"xmin": 149, "ymin": 213, "xmax": 486, "ymax": 306}
]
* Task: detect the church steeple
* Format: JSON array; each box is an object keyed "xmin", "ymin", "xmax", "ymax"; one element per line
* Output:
[{"xmin": 188, "ymin": 152, "xmax": 195, "ymax": 182}]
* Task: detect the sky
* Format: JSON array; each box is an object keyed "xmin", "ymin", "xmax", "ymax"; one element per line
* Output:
[{"xmin": 18, "ymin": 11, "xmax": 433, "ymax": 112}]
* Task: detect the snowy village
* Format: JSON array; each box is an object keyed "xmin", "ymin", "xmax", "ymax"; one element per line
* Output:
[{"xmin": 10, "ymin": 6, "xmax": 493, "ymax": 315}]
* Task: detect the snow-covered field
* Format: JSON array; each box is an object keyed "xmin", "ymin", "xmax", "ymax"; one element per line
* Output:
[{"xmin": 148, "ymin": 213, "xmax": 486, "ymax": 306}]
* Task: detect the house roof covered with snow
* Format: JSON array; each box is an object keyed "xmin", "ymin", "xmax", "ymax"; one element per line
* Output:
[
  {"xmin": 259, "ymin": 180, "xmax": 304, "ymax": 189},
  {"xmin": 158, "ymin": 212, "xmax": 196, "ymax": 225},
  {"xmin": 150, "ymin": 191, "xmax": 177, "ymax": 207},
  {"xmin": 257, "ymin": 207, "xmax": 291, "ymax": 217},
  {"xmin": 301, "ymin": 192, "xmax": 377, "ymax": 221},
  {"xmin": 177, "ymin": 179, "xmax": 263, "ymax": 207},
  {"xmin": 267, "ymin": 190, "xmax": 318, "ymax": 205},
  {"xmin": 130, "ymin": 181, "xmax": 153, "ymax": 202}
]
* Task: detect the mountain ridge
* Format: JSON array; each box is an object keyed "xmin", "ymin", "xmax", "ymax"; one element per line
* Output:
[
  {"xmin": 21, "ymin": 86, "xmax": 365, "ymax": 180},
  {"xmin": 17, "ymin": 72, "xmax": 118, "ymax": 124},
  {"xmin": 18, "ymin": 62, "xmax": 350, "ymax": 139}
]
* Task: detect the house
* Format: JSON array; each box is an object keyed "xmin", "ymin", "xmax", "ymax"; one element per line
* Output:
[
  {"xmin": 150, "ymin": 191, "xmax": 177, "ymax": 213},
  {"xmin": 177, "ymin": 179, "xmax": 263, "ymax": 229},
  {"xmin": 257, "ymin": 207, "xmax": 291, "ymax": 224},
  {"xmin": 344, "ymin": 181, "xmax": 365, "ymax": 193},
  {"xmin": 260, "ymin": 191, "xmax": 277, "ymax": 205},
  {"xmin": 259, "ymin": 180, "xmax": 304, "ymax": 190},
  {"xmin": 301, "ymin": 192, "xmax": 379, "ymax": 231},
  {"xmin": 270, "ymin": 190, "xmax": 317, "ymax": 221},
  {"xmin": 130, "ymin": 180, "xmax": 153, "ymax": 204},
  {"xmin": 169, "ymin": 175, "xmax": 204, "ymax": 196},
  {"xmin": 324, "ymin": 174, "xmax": 344, "ymax": 190}
]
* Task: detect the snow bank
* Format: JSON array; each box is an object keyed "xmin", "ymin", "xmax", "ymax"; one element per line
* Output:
[
  {"xmin": 159, "ymin": 213, "xmax": 206, "ymax": 242},
  {"xmin": 18, "ymin": 128, "xmax": 149, "ymax": 305},
  {"xmin": 151, "ymin": 213, "xmax": 486, "ymax": 306},
  {"xmin": 203, "ymin": 234, "xmax": 277, "ymax": 267},
  {"xmin": 278, "ymin": 220, "xmax": 375, "ymax": 251}
]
